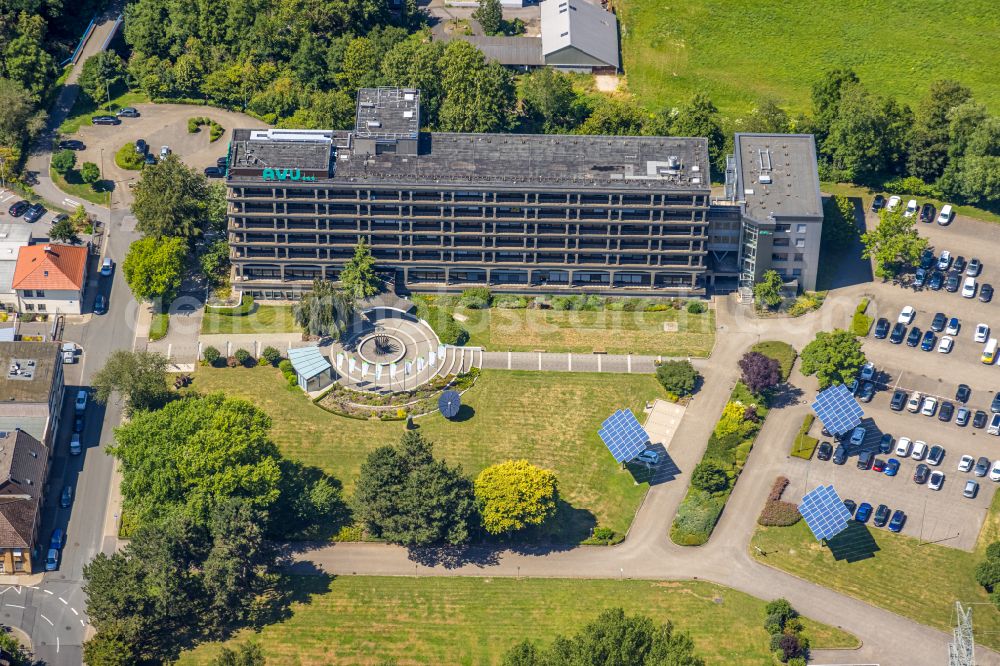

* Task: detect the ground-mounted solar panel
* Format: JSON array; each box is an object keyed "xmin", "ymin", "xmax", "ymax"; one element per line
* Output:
[
  {"xmin": 811, "ymin": 383, "xmax": 864, "ymax": 436},
  {"xmin": 598, "ymin": 409, "xmax": 649, "ymax": 464},
  {"xmin": 799, "ymin": 484, "xmax": 852, "ymax": 541}
]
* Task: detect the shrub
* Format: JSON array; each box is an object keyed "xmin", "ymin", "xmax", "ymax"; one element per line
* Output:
[
  {"xmin": 202, "ymin": 346, "xmax": 221, "ymax": 366},
  {"xmin": 415, "ymin": 300, "xmax": 468, "ymax": 346},
  {"xmin": 206, "ymin": 294, "xmax": 254, "ymax": 316},
  {"xmin": 494, "ymin": 294, "xmax": 528, "ymax": 308},
  {"xmin": 592, "ymin": 526, "xmax": 615, "ymax": 542},
  {"xmin": 80, "ymin": 161, "xmax": 100, "ymax": 184},
  {"xmin": 856, "ymin": 297, "xmax": 870, "ymax": 314},
  {"xmin": 765, "ymin": 598, "xmax": 798, "ymax": 628},
  {"xmin": 149, "ymin": 313, "xmax": 169, "ymax": 341},
  {"xmin": 234, "ymin": 349, "xmax": 253, "ymax": 367},
  {"xmin": 670, "ymin": 491, "xmax": 724, "ymax": 545},
  {"xmin": 787, "ymin": 291, "xmax": 826, "ymax": 317},
  {"xmin": 260, "ymin": 346, "xmax": 282, "ymax": 367},
  {"xmin": 739, "ymin": 351, "xmax": 781, "ymax": 394},
  {"xmin": 686, "ymin": 300, "xmax": 706, "ymax": 314},
  {"xmin": 883, "ymin": 175, "xmax": 943, "ymax": 199},
  {"xmin": 767, "ymin": 476, "xmax": 789, "ymax": 502},
  {"xmin": 986, "ymin": 541, "xmax": 1000, "ymax": 561},
  {"xmin": 52, "ymin": 149, "xmax": 76, "ymax": 174},
  {"xmin": 976, "ymin": 559, "xmax": 1000, "ymax": 590},
  {"xmin": 654, "ymin": 360, "xmax": 699, "ymax": 397},
  {"xmin": 691, "ymin": 460, "xmax": 728, "ymax": 493},
  {"xmin": 758, "ymin": 477, "xmax": 801, "ymax": 526},
  {"xmin": 750, "ymin": 341, "xmax": 797, "ymax": 381},
  {"xmin": 459, "ymin": 287, "xmax": 492, "ymax": 309},
  {"xmin": 114, "ymin": 142, "xmax": 145, "ymax": 170},
  {"xmin": 778, "ymin": 633, "xmax": 805, "ymax": 662},
  {"xmin": 278, "ymin": 359, "xmax": 298, "ymax": 387}
]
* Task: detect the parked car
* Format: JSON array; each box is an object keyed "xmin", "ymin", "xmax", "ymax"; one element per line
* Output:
[
  {"xmin": 946, "ymin": 272, "xmax": 961, "ymax": 292},
  {"xmin": 912, "ymin": 440, "xmax": 928, "ymax": 460},
  {"xmin": 929, "ymin": 471, "xmax": 945, "ymax": 491},
  {"xmin": 904, "ymin": 199, "xmax": 918, "ymax": 218},
  {"xmin": 860, "ymin": 362, "xmax": 876, "ymax": 381},
  {"xmin": 636, "ymin": 449, "xmax": 659, "ymax": 465},
  {"xmin": 957, "ymin": 407, "xmax": 971, "ymax": 426},
  {"xmin": 22, "ymin": 203, "xmax": 45, "ymax": 223},
  {"xmin": 938, "ymin": 336, "xmax": 954, "ymax": 353},
  {"xmin": 921, "ymin": 330, "xmax": 937, "ymax": 351},
  {"xmin": 947, "ymin": 318, "xmax": 961, "ymax": 336},
  {"xmin": 91, "ymin": 115, "xmax": 120, "ymax": 125},
  {"xmin": 959, "ymin": 455, "xmax": 975, "ymax": 472},
  {"xmin": 928, "ymin": 445, "xmax": 945, "ymax": 465},
  {"xmin": 939, "ymin": 402, "xmax": 955, "ymax": 421},
  {"xmin": 991, "ymin": 393, "xmax": 1000, "ymax": 413},
  {"xmin": 144, "ymin": 153, "xmax": 156, "ymax": 166},
  {"xmin": 898, "ymin": 305, "xmax": 916, "ymax": 324},
  {"xmin": 857, "ymin": 450, "xmax": 873, "ymax": 470},
  {"xmin": 930, "ymin": 312, "xmax": 947, "ymax": 332},
  {"xmin": 871, "ymin": 194, "xmax": 886, "ymax": 212},
  {"xmin": 856, "ymin": 502, "xmax": 873, "ymax": 522},
  {"xmin": 890, "ymin": 322, "xmax": 906, "ymax": 344},
  {"xmin": 895, "ymin": 436, "xmax": 913, "ymax": 457},
  {"xmin": 890, "ymin": 389, "xmax": 907, "ymax": 411},
  {"xmin": 938, "ymin": 204, "xmax": 955, "ymax": 225},
  {"xmin": 981, "ymin": 284, "xmax": 994, "ymax": 303},
  {"xmin": 94, "ymin": 294, "xmax": 107, "ymax": 315},
  {"xmin": 920, "ymin": 248, "xmax": 936, "ymax": 269},
  {"xmin": 914, "ymin": 268, "xmax": 928, "ymax": 288},
  {"xmin": 907, "ymin": 327, "xmax": 922, "ymax": 347},
  {"xmin": 919, "ymin": 202, "xmax": 936, "ymax": 223},
  {"xmin": 833, "ymin": 445, "xmax": 848, "ymax": 465},
  {"xmin": 887, "ymin": 196, "xmax": 902, "ymax": 212},
  {"xmin": 871, "ymin": 458, "xmax": 885, "ymax": 473},
  {"xmin": 116, "ymin": 107, "xmax": 140, "ymax": 117},
  {"xmin": 7, "ymin": 200, "xmax": 29, "ymax": 217},
  {"xmin": 963, "ymin": 277, "xmax": 978, "ymax": 298},
  {"xmin": 159, "ymin": 145, "xmax": 170, "ymax": 159},
  {"xmin": 45, "ymin": 548, "xmax": 59, "ymax": 572},
  {"xmin": 975, "ymin": 410, "xmax": 989, "ymax": 429},
  {"xmin": 204, "ymin": 166, "xmax": 225, "ymax": 178},
  {"xmin": 879, "ymin": 433, "xmax": 894, "ymax": 454},
  {"xmin": 74, "ymin": 389, "xmax": 87, "ymax": 413},
  {"xmin": 817, "ymin": 441, "xmax": 833, "ymax": 461},
  {"xmin": 984, "ymin": 338, "xmax": 998, "ymax": 364},
  {"xmin": 59, "ymin": 485, "xmax": 73, "ymax": 508},
  {"xmin": 874, "ymin": 504, "xmax": 891, "ymax": 527},
  {"xmin": 929, "ymin": 271, "xmax": 944, "ymax": 290},
  {"xmin": 965, "ymin": 479, "xmax": 980, "ymax": 498},
  {"xmin": 135, "ymin": 138, "xmax": 147, "ymax": 154},
  {"xmin": 888, "ymin": 510, "xmax": 907, "ymax": 532},
  {"xmin": 844, "ymin": 499, "xmax": 858, "ymax": 516},
  {"xmin": 991, "ymin": 460, "xmax": 1000, "ymax": 482},
  {"xmin": 967, "ymin": 258, "xmax": 982, "ymax": 277},
  {"xmin": 954, "ymin": 256, "xmax": 967, "ymax": 274},
  {"xmin": 914, "ymin": 464, "xmax": 931, "ymax": 484},
  {"xmin": 101, "ymin": 257, "xmax": 113, "ymax": 276},
  {"xmin": 885, "ymin": 458, "xmax": 900, "ymax": 476},
  {"xmin": 921, "ymin": 396, "xmax": 938, "ymax": 416},
  {"xmin": 976, "ymin": 323, "xmax": 990, "ymax": 343},
  {"xmin": 975, "ymin": 456, "xmax": 991, "ymax": 477},
  {"xmin": 73, "ymin": 415, "xmax": 83, "ymax": 433},
  {"xmin": 216, "ymin": 156, "xmax": 228, "ymax": 168},
  {"xmin": 69, "ymin": 433, "xmax": 81, "ymax": 456},
  {"xmin": 937, "ymin": 251, "xmax": 953, "ymax": 271},
  {"xmin": 907, "ymin": 392, "xmax": 922, "ymax": 413},
  {"xmin": 850, "ymin": 427, "xmax": 866, "ymax": 446},
  {"xmin": 874, "ymin": 318, "xmax": 890, "ymax": 338},
  {"xmin": 859, "ymin": 381, "xmax": 875, "ymax": 402},
  {"xmin": 57, "ymin": 139, "xmax": 85, "ymax": 150},
  {"xmin": 990, "ymin": 413, "xmax": 1000, "ymax": 435}
]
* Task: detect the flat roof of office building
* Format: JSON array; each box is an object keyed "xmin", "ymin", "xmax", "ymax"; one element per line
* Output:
[
  {"xmin": 734, "ymin": 133, "xmax": 822, "ymax": 221},
  {"xmin": 333, "ymin": 133, "xmax": 709, "ymax": 191},
  {"xmin": 230, "ymin": 129, "xmax": 334, "ymax": 172},
  {"xmin": 0, "ymin": 341, "xmax": 60, "ymax": 404}
]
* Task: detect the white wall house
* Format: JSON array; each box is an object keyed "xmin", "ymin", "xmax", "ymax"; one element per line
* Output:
[{"xmin": 12, "ymin": 244, "xmax": 88, "ymax": 316}]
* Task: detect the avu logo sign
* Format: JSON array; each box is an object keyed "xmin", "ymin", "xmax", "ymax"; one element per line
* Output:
[{"xmin": 262, "ymin": 168, "xmax": 316, "ymax": 182}]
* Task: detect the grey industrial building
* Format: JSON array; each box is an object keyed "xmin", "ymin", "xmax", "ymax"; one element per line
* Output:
[{"xmin": 225, "ymin": 88, "xmax": 823, "ymax": 301}]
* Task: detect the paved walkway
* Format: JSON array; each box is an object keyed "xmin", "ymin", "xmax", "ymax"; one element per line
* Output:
[
  {"xmin": 286, "ymin": 294, "xmax": 1000, "ymax": 666},
  {"xmin": 481, "ymin": 350, "xmax": 704, "ymax": 373}
]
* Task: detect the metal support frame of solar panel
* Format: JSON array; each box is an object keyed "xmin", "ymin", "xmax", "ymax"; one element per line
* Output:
[
  {"xmin": 798, "ymin": 484, "xmax": 852, "ymax": 541},
  {"xmin": 598, "ymin": 409, "xmax": 649, "ymax": 464},
  {"xmin": 811, "ymin": 383, "xmax": 864, "ymax": 436}
]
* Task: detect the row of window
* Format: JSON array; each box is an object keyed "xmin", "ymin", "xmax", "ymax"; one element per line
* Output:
[
  {"xmin": 776, "ymin": 224, "xmax": 810, "ymax": 234},
  {"xmin": 21, "ymin": 290, "xmax": 47, "ymax": 298},
  {"xmin": 772, "ymin": 237, "xmax": 807, "ymax": 248},
  {"xmin": 771, "ymin": 253, "xmax": 805, "ymax": 262},
  {"xmin": 23, "ymin": 303, "xmax": 48, "ymax": 311}
]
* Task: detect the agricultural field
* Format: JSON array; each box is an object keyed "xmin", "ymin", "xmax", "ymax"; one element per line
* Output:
[
  {"xmin": 178, "ymin": 577, "xmax": 857, "ymax": 665},
  {"xmin": 189, "ymin": 367, "xmax": 663, "ymax": 542},
  {"xmin": 618, "ymin": 0, "xmax": 1000, "ymax": 119}
]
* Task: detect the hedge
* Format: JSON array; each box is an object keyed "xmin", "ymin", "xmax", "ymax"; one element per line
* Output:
[
  {"xmin": 851, "ymin": 312, "xmax": 873, "ymax": 336},
  {"xmin": 750, "ymin": 340, "xmax": 797, "ymax": 381},
  {"xmin": 149, "ymin": 312, "xmax": 169, "ymax": 341},
  {"xmin": 187, "ymin": 116, "xmax": 225, "ymax": 142},
  {"xmin": 414, "ymin": 298, "xmax": 468, "ymax": 346},
  {"xmin": 206, "ymin": 294, "xmax": 255, "ymax": 316},
  {"xmin": 789, "ymin": 413, "xmax": 819, "ymax": 460},
  {"xmin": 758, "ymin": 477, "xmax": 801, "ymax": 527},
  {"xmin": 114, "ymin": 142, "xmax": 145, "ymax": 171}
]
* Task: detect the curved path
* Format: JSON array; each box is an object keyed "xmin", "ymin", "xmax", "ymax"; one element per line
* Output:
[{"xmin": 289, "ymin": 290, "xmax": 1000, "ymax": 666}]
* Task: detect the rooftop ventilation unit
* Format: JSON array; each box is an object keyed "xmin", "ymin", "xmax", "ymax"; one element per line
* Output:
[{"xmin": 666, "ymin": 156, "xmax": 680, "ymax": 170}]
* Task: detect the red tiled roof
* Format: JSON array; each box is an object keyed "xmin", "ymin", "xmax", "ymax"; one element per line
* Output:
[{"xmin": 12, "ymin": 244, "xmax": 86, "ymax": 291}]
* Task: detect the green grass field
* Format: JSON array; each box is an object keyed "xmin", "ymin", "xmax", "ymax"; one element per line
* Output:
[
  {"xmin": 751, "ymin": 491, "xmax": 1000, "ymax": 649},
  {"xmin": 200, "ymin": 305, "xmax": 297, "ymax": 334},
  {"xmin": 177, "ymin": 576, "xmax": 857, "ymax": 665},
  {"xmin": 619, "ymin": 0, "xmax": 1000, "ymax": 119},
  {"xmin": 821, "ymin": 182, "xmax": 1000, "ymax": 225},
  {"xmin": 58, "ymin": 88, "xmax": 150, "ymax": 135},
  {"xmin": 49, "ymin": 166, "xmax": 108, "ymax": 206},
  {"xmin": 453, "ymin": 307, "xmax": 715, "ymax": 356},
  {"xmin": 189, "ymin": 367, "xmax": 661, "ymax": 541}
]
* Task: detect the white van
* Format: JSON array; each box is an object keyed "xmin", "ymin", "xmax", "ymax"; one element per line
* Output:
[
  {"xmin": 989, "ymin": 413, "xmax": 1000, "ymax": 436},
  {"xmin": 984, "ymin": 338, "xmax": 998, "ymax": 365},
  {"xmin": 937, "ymin": 204, "xmax": 954, "ymax": 225}
]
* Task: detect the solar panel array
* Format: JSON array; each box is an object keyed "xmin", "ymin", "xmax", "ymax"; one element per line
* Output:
[
  {"xmin": 598, "ymin": 409, "xmax": 649, "ymax": 463},
  {"xmin": 811, "ymin": 383, "xmax": 864, "ymax": 436},
  {"xmin": 799, "ymin": 484, "xmax": 852, "ymax": 541}
]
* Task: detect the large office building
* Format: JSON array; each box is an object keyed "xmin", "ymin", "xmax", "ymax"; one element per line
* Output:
[{"xmin": 226, "ymin": 88, "xmax": 822, "ymax": 300}]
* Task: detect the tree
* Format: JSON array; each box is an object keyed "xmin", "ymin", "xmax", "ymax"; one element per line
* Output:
[
  {"xmin": 821, "ymin": 194, "xmax": 858, "ymax": 253},
  {"xmin": 122, "ymin": 235, "xmax": 187, "ymax": 303},
  {"xmin": 200, "ymin": 239, "xmax": 230, "ymax": 286},
  {"xmin": 672, "ymin": 93, "xmax": 725, "ymax": 176},
  {"xmin": 49, "ymin": 214, "xmax": 79, "ymax": 243},
  {"xmin": 211, "ymin": 642, "xmax": 265, "ymax": 666},
  {"xmin": 800, "ymin": 329, "xmax": 866, "ymax": 389},
  {"xmin": 577, "ymin": 97, "xmax": 666, "ymax": 137},
  {"xmin": 861, "ymin": 208, "xmax": 928, "ymax": 279},
  {"xmin": 339, "ymin": 238, "xmax": 382, "ymax": 299},
  {"xmin": 51, "ymin": 148, "xmax": 76, "ymax": 174},
  {"xmin": 738, "ymin": 351, "xmax": 781, "ymax": 394},
  {"xmin": 473, "ymin": 0, "xmax": 504, "ymax": 35},
  {"xmin": 80, "ymin": 161, "xmax": 101, "ymax": 184},
  {"xmin": 810, "ymin": 68, "xmax": 860, "ymax": 144},
  {"xmin": 654, "ymin": 360, "xmax": 699, "ymax": 397},
  {"xmin": 78, "ymin": 51, "xmax": 127, "ymax": 106},
  {"xmin": 753, "ymin": 270, "xmax": 783, "ymax": 309},
  {"xmin": 743, "ymin": 99, "xmax": 790, "ymax": 134},
  {"xmin": 907, "ymin": 80, "xmax": 973, "ymax": 182},
  {"xmin": 691, "ymin": 460, "xmax": 728, "ymax": 493},
  {"xmin": 474, "ymin": 460, "xmax": 558, "ymax": 535},
  {"xmin": 353, "ymin": 431, "xmax": 475, "ymax": 546},
  {"xmin": 438, "ymin": 40, "xmax": 515, "ymax": 133},
  {"xmin": 293, "ymin": 279, "xmax": 356, "ymax": 339},
  {"xmin": 0, "ymin": 77, "xmax": 47, "ymax": 147},
  {"xmin": 92, "ymin": 350, "xmax": 170, "ymax": 414},
  {"xmin": 520, "ymin": 67, "xmax": 583, "ymax": 133},
  {"xmin": 132, "ymin": 154, "xmax": 210, "ymax": 238},
  {"xmin": 339, "ymin": 37, "xmax": 380, "ymax": 91},
  {"xmin": 822, "ymin": 83, "xmax": 912, "ymax": 182},
  {"xmin": 976, "ymin": 559, "xmax": 1000, "ymax": 590},
  {"xmin": 502, "ymin": 608, "xmax": 704, "ymax": 666}
]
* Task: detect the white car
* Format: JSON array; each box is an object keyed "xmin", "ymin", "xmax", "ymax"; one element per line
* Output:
[
  {"xmin": 895, "ymin": 436, "xmax": 913, "ymax": 457},
  {"xmin": 904, "ymin": 199, "xmax": 919, "ymax": 217},
  {"xmin": 912, "ymin": 440, "xmax": 928, "ymax": 460},
  {"xmin": 921, "ymin": 396, "xmax": 938, "ymax": 416},
  {"xmin": 887, "ymin": 195, "xmax": 902, "ymax": 212},
  {"xmin": 991, "ymin": 460, "xmax": 1000, "ymax": 482},
  {"xmin": 907, "ymin": 392, "xmax": 922, "ymax": 413},
  {"xmin": 959, "ymin": 455, "xmax": 975, "ymax": 472},
  {"xmin": 69, "ymin": 433, "xmax": 81, "ymax": 456},
  {"xmin": 849, "ymin": 427, "xmax": 866, "ymax": 446},
  {"xmin": 860, "ymin": 362, "xmax": 875, "ymax": 381},
  {"xmin": 937, "ymin": 251, "xmax": 952, "ymax": 271},
  {"xmin": 898, "ymin": 306, "xmax": 916, "ymax": 324},
  {"xmin": 976, "ymin": 324, "xmax": 990, "ymax": 343},
  {"xmin": 929, "ymin": 471, "xmax": 945, "ymax": 490},
  {"xmin": 636, "ymin": 449, "xmax": 659, "ymax": 465},
  {"xmin": 938, "ymin": 204, "xmax": 954, "ymax": 225},
  {"xmin": 937, "ymin": 336, "xmax": 954, "ymax": 353},
  {"xmin": 160, "ymin": 145, "xmax": 170, "ymax": 159},
  {"xmin": 946, "ymin": 319, "xmax": 960, "ymax": 336},
  {"xmin": 100, "ymin": 257, "xmax": 113, "ymax": 276},
  {"xmin": 963, "ymin": 277, "xmax": 977, "ymax": 298}
]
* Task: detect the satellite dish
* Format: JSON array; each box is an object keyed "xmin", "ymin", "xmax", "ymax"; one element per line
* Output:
[{"xmin": 439, "ymin": 390, "xmax": 461, "ymax": 419}]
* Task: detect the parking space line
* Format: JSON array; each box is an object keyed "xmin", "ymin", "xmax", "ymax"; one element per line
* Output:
[
  {"xmin": 40, "ymin": 613, "xmax": 52, "ymax": 625},
  {"xmin": 58, "ymin": 596, "xmax": 67, "ymax": 605},
  {"xmin": 43, "ymin": 589, "xmax": 53, "ymax": 595},
  {"xmin": 4, "ymin": 604, "xmax": 24, "ymax": 609},
  {"xmin": 71, "ymin": 607, "xmax": 78, "ymax": 615}
]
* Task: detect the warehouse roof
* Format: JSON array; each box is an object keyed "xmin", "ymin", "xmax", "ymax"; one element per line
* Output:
[
  {"xmin": 540, "ymin": 0, "xmax": 619, "ymax": 68},
  {"xmin": 450, "ymin": 36, "xmax": 543, "ymax": 66},
  {"xmin": 734, "ymin": 133, "xmax": 823, "ymax": 222}
]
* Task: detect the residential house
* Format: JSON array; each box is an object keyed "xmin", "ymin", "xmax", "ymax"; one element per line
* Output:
[{"xmin": 12, "ymin": 244, "xmax": 88, "ymax": 315}]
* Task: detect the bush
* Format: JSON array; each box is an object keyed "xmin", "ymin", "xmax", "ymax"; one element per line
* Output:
[
  {"xmin": 226, "ymin": 355, "xmax": 238, "ymax": 368},
  {"xmin": 750, "ymin": 341, "xmax": 797, "ymax": 381},
  {"xmin": 202, "ymin": 346, "xmax": 221, "ymax": 366},
  {"xmin": 260, "ymin": 346, "xmax": 282, "ymax": 366},
  {"xmin": 856, "ymin": 297, "xmax": 870, "ymax": 314},
  {"xmin": 459, "ymin": 287, "xmax": 492, "ymax": 309},
  {"xmin": 278, "ymin": 359, "xmax": 298, "ymax": 387},
  {"xmin": 670, "ymin": 491, "xmax": 724, "ymax": 545},
  {"xmin": 149, "ymin": 312, "xmax": 169, "ymax": 341},
  {"xmin": 80, "ymin": 161, "xmax": 100, "ymax": 184},
  {"xmin": 188, "ymin": 116, "xmax": 225, "ymax": 141},
  {"xmin": 234, "ymin": 349, "xmax": 253, "ymax": 367},
  {"xmin": 686, "ymin": 300, "xmax": 706, "ymax": 314},
  {"xmin": 883, "ymin": 175, "xmax": 943, "ymax": 199},
  {"xmin": 767, "ymin": 476, "xmax": 789, "ymax": 502},
  {"xmin": 691, "ymin": 460, "xmax": 728, "ymax": 493},
  {"xmin": 52, "ymin": 148, "xmax": 76, "ymax": 174},
  {"xmin": 114, "ymin": 142, "xmax": 145, "ymax": 170},
  {"xmin": 415, "ymin": 300, "xmax": 468, "ymax": 346},
  {"xmin": 787, "ymin": 291, "xmax": 826, "ymax": 317},
  {"xmin": 758, "ymin": 477, "xmax": 801, "ymax": 526},
  {"xmin": 765, "ymin": 598, "xmax": 798, "ymax": 628},
  {"xmin": 986, "ymin": 541, "xmax": 1000, "ymax": 561},
  {"xmin": 592, "ymin": 526, "xmax": 615, "ymax": 541},
  {"xmin": 494, "ymin": 294, "xmax": 528, "ymax": 308},
  {"xmin": 778, "ymin": 633, "xmax": 805, "ymax": 662},
  {"xmin": 975, "ymin": 559, "xmax": 1000, "ymax": 590},
  {"xmin": 654, "ymin": 360, "xmax": 699, "ymax": 397},
  {"xmin": 851, "ymin": 312, "xmax": 873, "ymax": 336}
]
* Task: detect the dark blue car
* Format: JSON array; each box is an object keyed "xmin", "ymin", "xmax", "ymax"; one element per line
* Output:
[
  {"xmin": 888, "ymin": 510, "xmax": 906, "ymax": 533},
  {"xmin": 921, "ymin": 330, "xmax": 936, "ymax": 351},
  {"xmin": 884, "ymin": 458, "xmax": 900, "ymax": 476},
  {"xmin": 855, "ymin": 502, "xmax": 873, "ymax": 523}
]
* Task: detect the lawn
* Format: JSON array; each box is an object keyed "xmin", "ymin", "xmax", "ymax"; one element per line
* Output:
[
  {"xmin": 618, "ymin": 0, "xmax": 1000, "ymax": 119},
  {"xmin": 57, "ymin": 87, "xmax": 150, "ymax": 135},
  {"xmin": 200, "ymin": 305, "xmax": 297, "ymax": 334},
  {"xmin": 149, "ymin": 312, "xmax": 169, "ymax": 341},
  {"xmin": 177, "ymin": 576, "xmax": 857, "ymax": 665},
  {"xmin": 821, "ymin": 181, "xmax": 1000, "ymax": 225},
  {"xmin": 188, "ymin": 366, "xmax": 662, "ymax": 541},
  {"xmin": 49, "ymin": 166, "xmax": 108, "ymax": 207},
  {"xmin": 452, "ymin": 307, "xmax": 715, "ymax": 356},
  {"xmin": 751, "ymin": 490, "xmax": 1000, "ymax": 649}
]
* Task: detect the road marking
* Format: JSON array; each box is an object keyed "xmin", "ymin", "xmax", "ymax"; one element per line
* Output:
[
  {"xmin": 40, "ymin": 613, "xmax": 52, "ymax": 625},
  {"xmin": 0, "ymin": 585, "xmax": 22, "ymax": 595},
  {"xmin": 4, "ymin": 604, "xmax": 24, "ymax": 609},
  {"xmin": 43, "ymin": 589, "xmax": 53, "ymax": 595},
  {"xmin": 58, "ymin": 596, "xmax": 68, "ymax": 605},
  {"xmin": 71, "ymin": 607, "xmax": 79, "ymax": 615},
  {"xmin": 79, "ymin": 619, "xmax": 85, "ymax": 627},
  {"xmin": 63, "ymin": 198, "xmax": 79, "ymax": 208},
  {"xmin": 56, "ymin": 636, "xmax": 59, "ymax": 652},
  {"xmin": 28, "ymin": 586, "xmax": 38, "ymax": 590}
]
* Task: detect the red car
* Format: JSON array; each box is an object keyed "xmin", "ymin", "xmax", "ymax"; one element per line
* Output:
[{"xmin": 872, "ymin": 458, "xmax": 886, "ymax": 473}]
